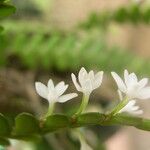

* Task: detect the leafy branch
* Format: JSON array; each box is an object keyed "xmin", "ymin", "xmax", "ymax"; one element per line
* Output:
[
  {"xmin": 79, "ymin": 4, "xmax": 150, "ymax": 29},
  {"xmin": 1, "ymin": 26, "xmax": 150, "ymax": 75},
  {"xmin": 0, "ymin": 112, "xmax": 149, "ymax": 146}
]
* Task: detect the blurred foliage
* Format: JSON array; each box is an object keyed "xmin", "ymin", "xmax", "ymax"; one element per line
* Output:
[
  {"xmin": 0, "ymin": 22, "xmax": 150, "ymax": 76},
  {"xmin": 0, "ymin": 0, "xmax": 16, "ymax": 34},
  {"xmin": 79, "ymin": 4, "xmax": 150, "ymax": 29},
  {"xmin": 11, "ymin": 0, "xmax": 42, "ymax": 18},
  {"xmin": 0, "ymin": 0, "xmax": 16, "ymax": 18}
]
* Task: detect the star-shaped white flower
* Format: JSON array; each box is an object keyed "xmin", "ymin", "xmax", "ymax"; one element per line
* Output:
[
  {"xmin": 71, "ymin": 67, "xmax": 103, "ymax": 95},
  {"xmin": 111, "ymin": 70, "xmax": 150, "ymax": 100},
  {"xmin": 35, "ymin": 79, "xmax": 78, "ymax": 104},
  {"xmin": 119, "ymin": 100, "xmax": 143, "ymax": 115},
  {"xmin": 111, "ymin": 87, "xmax": 143, "ymax": 116}
]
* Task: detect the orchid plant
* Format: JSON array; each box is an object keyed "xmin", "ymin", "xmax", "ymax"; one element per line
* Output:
[
  {"xmin": 34, "ymin": 67, "xmax": 150, "ymax": 150},
  {"xmin": 0, "ymin": 67, "xmax": 150, "ymax": 149}
]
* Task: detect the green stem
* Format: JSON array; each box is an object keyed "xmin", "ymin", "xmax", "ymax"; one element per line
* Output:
[
  {"xmin": 41, "ymin": 113, "xmax": 150, "ymax": 133},
  {"xmin": 75, "ymin": 94, "xmax": 90, "ymax": 115},
  {"xmin": 45, "ymin": 102, "xmax": 55, "ymax": 118},
  {"xmin": 109, "ymin": 97, "xmax": 128, "ymax": 117}
]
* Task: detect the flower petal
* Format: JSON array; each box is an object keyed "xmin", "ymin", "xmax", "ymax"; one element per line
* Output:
[
  {"xmin": 58, "ymin": 93, "xmax": 78, "ymax": 103},
  {"xmin": 138, "ymin": 78, "xmax": 148, "ymax": 89},
  {"xmin": 125, "ymin": 73, "xmax": 138, "ymax": 88},
  {"xmin": 89, "ymin": 70, "xmax": 94, "ymax": 81},
  {"xmin": 47, "ymin": 79, "xmax": 54, "ymax": 90},
  {"xmin": 111, "ymin": 72, "xmax": 126, "ymax": 93},
  {"xmin": 131, "ymin": 110, "xmax": 143, "ymax": 115},
  {"xmin": 137, "ymin": 87, "xmax": 150, "ymax": 99},
  {"xmin": 35, "ymin": 82, "xmax": 48, "ymax": 99},
  {"xmin": 118, "ymin": 90, "xmax": 123, "ymax": 101},
  {"xmin": 93, "ymin": 71, "xmax": 103, "ymax": 89},
  {"xmin": 124, "ymin": 69, "xmax": 129, "ymax": 84},
  {"xmin": 71, "ymin": 73, "xmax": 82, "ymax": 91},
  {"xmin": 119, "ymin": 100, "xmax": 143, "ymax": 115},
  {"xmin": 55, "ymin": 82, "xmax": 68, "ymax": 96},
  {"xmin": 78, "ymin": 67, "xmax": 88, "ymax": 86}
]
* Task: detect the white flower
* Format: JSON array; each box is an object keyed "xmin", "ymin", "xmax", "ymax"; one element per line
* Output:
[
  {"xmin": 119, "ymin": 100, "xmax": 143, "ymax": 115},
  {"xmin": 71, "ymin": 67, "xmax": 103, "ymax": 95},
  {"xmin": 115, "ymin": 88, "xmax": 143, "ymax": 115},
  {"xmin": 35, "ymin": 79, "xmax": 78, "ymax": 104},
  {"xmin": 111, "ymin": 70, "xmax": 150, "ymax": 100}
]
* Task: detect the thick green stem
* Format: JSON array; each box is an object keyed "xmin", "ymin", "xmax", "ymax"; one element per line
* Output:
[
  {"xmin": 75, "ymin": 94, "xmax": 90, "ymax": 115},
  {"xmin": 1, "ymin": 112, "xmax": 150, "ymax": 141},
  {"xmin": 42, "ymin": 113, "xmax": 150, "ymax": 133}
]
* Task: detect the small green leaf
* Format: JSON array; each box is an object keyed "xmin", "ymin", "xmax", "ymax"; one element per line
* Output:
[
  {"xmin": 14, "ymin": 113, "xmax": 40, "ymax": 136},
  {"xmin": 42, "ymin": 114, "xmax": 69, "ymax": 133},
  {"xmin": 0, "ymin": 4, "xmax": 16, "ymax": 18},
  {"xmin": 0, "ymin": 138, "xmax": 10, "ymax": 146},
  {"xmin": 0, "ymin": 114, "xmax": 10, "ymax": 136}
]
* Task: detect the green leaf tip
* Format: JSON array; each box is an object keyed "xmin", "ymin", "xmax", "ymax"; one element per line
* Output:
[{"xmin": 13, "ymin": 113, "xmax": 40, "ymax": 136}]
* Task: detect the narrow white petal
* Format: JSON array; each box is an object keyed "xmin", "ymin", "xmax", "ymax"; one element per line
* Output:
[
  {"xmin": 119, "ymin": 100, "xmax": 143, "ymax": 115},
  {"xmin": 131, "ymin": 110, "xmax": 143, "ymax": 115},
  {"xmin": 71, "ymin": 73, "xmax": 82, "ymax": 91},
  {"xmin": 124, "ymin": 69, "xmax": 129, "ymax": 85},
  {"xmin": 138, "ymin": 78, "xmax": 148, "ymax": 89},
  {"xmin": 137, "ymin": 87, "xmax": 150, "ymax": 99},
  {"xmin": 119, "ymin": 100, "xmax": 136, "ymax": 112},
  {"xmin": 78, "ymin": 67, "xmax": 88, "ymax": 86},
  {"xmin": 57, "ymin": 84, "xmax": 68, "ymax": 97},
  {"xmin": 130, "ymin": 106, "xmax": 139, "ymax": 111},
  {"xmin": 55, "ymin": 81, "xmax": 65, "ymax": 90},
  {"xmin": 58, "ymin": 93, "xmax": 78, "ymax": 103},
  {"xmin": 35, "ymin": 82, "xmax": 48, "ymax": 99},
  {"xmin": 130, "ymin": 73, "xmax": 138, "ymax": 82},
  {"xmin": 93, "ymin": 71, "xmax": 103, "ymax": 89},
  {"xmin": 47, "ymin": 79, "xmax": 54, "ymax": 90},
  {"xmin": 55, "ymin": 82, "xmax": 68, "ymax": 96},
  {"xmin": 126, "ymin": 73, "xmax": 138, "ymax": 88},
  {"xmin": 89, "ymin": 71, "xmax": 94, "ymax": 80},
  {"xmin": 128, "ymin": 100, "xmax": 136, "ymax": 106},
  {"xmin": 111, "ymin": 72, "xmax": 126, "ymax": 93}
]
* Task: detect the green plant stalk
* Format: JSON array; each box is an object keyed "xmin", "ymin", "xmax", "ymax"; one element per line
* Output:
[
  {"xmin": 75, "ymin": 94, "xmax": 90, "ymax": 115},
  {"xmin": 45, "ymin": 102, "xmax": 55, "ymax": 118},
  {"xmin": 109, "ymin": 97, "xmax": 128, "ymax": 117},
  {"xmin": 0, "ymin": 112, "xmax": 150, "ymax": 145}
]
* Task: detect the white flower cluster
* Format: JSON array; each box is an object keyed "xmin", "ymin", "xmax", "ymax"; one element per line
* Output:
[
  {"xmin": 35, "ymin": 67, "xmax": 150, "ymax": 116},
  {"xmin": 112, "ymin": 70, "xmax": 150, "ymax": 115}
]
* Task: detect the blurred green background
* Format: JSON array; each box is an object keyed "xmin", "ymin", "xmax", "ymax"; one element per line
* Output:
[{"xmin": 0, "ymin": 0, "xmax": 150, "ymax": 150}]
